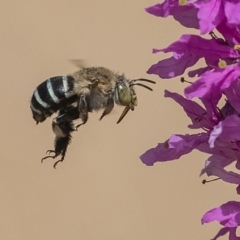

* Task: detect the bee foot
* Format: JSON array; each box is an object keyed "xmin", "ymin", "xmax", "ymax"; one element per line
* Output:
[
  {"xmin": 75, "ymin": 123, "xmax": 84, "ymax": 130},
  {"xmin": 46, "ymin": 150, "xmax": 55, "ymax": 155},
  {"xmin": 41, "ymin": 155, "xmax": 54, "ymax": 163},
  {"xmin": 41, "ymin": 151, "xmax": 59, "ymax": 163},
  {"xmin": 53, "ymin": 158, "xmax": 64, "ymax": 169}
]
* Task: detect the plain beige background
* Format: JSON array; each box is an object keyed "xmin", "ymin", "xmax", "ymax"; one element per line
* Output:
[{"xmin": 0, "ymin": 1, "xmax": 236, "ymax": 239}]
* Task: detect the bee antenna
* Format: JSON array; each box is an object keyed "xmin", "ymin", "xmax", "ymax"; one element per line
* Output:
[
  {"xmin": 130, "ymin": 78, "xmax": 156, "ymax": 84},
  {"xmin": 130, "ymin": 83, "xmax": 153, "ymax": 91}
]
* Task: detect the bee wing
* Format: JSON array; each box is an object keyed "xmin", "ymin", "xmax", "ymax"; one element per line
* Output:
[
  {"xmin": 116, "ymin": 106, "xmax": 130, "ymax": 124},
  {"xmin": 68, "ymin": 59, "xmax": 87, "ymax": 69}
]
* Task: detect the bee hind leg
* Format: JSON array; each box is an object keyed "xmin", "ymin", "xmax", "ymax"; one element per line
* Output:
[
  {"xmin": 47, "ymin": 135, "xmax": 72, "ymax": 168},
  {"xmin": 52, "ymin": 150, "xmax": 67, "ymax": 169},
  {"xmin": 41, "ymin": 116, "xmax": 74, "ymax": 168},
  {"xmin": 41, "ymin": 135, "xmax": 72, "ymax": 168}
]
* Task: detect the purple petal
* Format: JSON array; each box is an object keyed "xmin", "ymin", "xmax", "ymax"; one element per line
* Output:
[
  {"xmin": 147, "ymin": 53, "xmax": 198, "ymax": 78},
  {"xmin": 203, "ymin": 155, "xmax": 240, "ymax": 184},
  {"xmin": 217, "ymin": 20, "xmax": 240, "ymax": 45},
  {"xmin": 145, "ymin": 1, "xmax": 199, "ymax": 29},
  {"xmin": 211, "ymin": 227, "xmax": 230, "ymax": 240},
  {"xmin": 172, "ymin": 5, "xmax": 199, "ymax": 29},
  {"xmin": 148, "ymin": 34, "xmax": 237, "ymax": 79},
  {"xmin": 236, "ymin": 185, "xmax": 240, "ymax": 195},
  {"xmin": 229, "ymin": 228, "xmax": 240, "ymax": 240},
  {"xmin": 140, "ymin": 133, "xmax": 208, "ymax": 166},
  {"xmin": 188, "ymin": 66, "xmax": 212, "ymax": 77},
  {"xmin": 197, "ymin": 141, "xmax": 227, "ymax": 156},
  {"xmin": 224, "ymin": 1, "xmax": 240, "ymax": 25},
  {"xmin": 209, "ymin": 115, "xmax": 240, "ymax": 148},
  {"xmin": 202, "ymin": 201, "xmax": 240, "ymax": 227},
  {"xmin": 220, "ymin": 101, "xmax": 238, "ymax": 119},
  {"xmin": 155, "ymin": 34, "xmax": 237, "ymax": 59},
  {"xmin": 145, "ymin": 1, "xmax": 178, "ymax": 18},
  {"xmin": 164, "ymin": 90, "xmax": 214, "ymax": 129},
  {"xmin": 210, "ymin": 227, "xmax": 240, "ymax": 240},
  {"xmin": 224, "ymin": 79, "xmax": 240, "ymax": 113},
  {"xmin": 197, "ymin": 0, "xmax": 224, "ymax": 34}
]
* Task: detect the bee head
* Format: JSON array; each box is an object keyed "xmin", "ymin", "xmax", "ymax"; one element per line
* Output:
[
  {"xmin": 115, "ymin": 76, "xmax": 156, "ymax": 106},
  {"xmin": 115, "ymin": 76, "xmax": 156, "ymax": 124}
]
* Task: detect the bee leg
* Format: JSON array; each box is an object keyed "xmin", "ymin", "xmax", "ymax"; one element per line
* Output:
[
  {"xmin": 41, "ymin": 151, "xmax": 60, "ymax": 162},
  {"xmin": 75, "ymin": 94, "xmax": 89, "ymax": 130},
  {"xmin": 46, "ymin": 150, "xmax": 55, "ymax": 155},
  {"xmin": 56, "ymin": 107, "xmax": 80, "ymax": 123},
  {"xmin": 52, "ymin": 137, "xmax": 70, "ymax": 169},
  {"xmin": 49, "ymin": 135, "xmax": 72, "ymax": 169},
  {"xmin": 99, "ymin": 92, "xmax": 114, "ymax": 121},
  {"xmin": 41, "ymin": 118, "xmax": 74, "ymax": 168},
  {"xmin": 41, "ymin": 149, "xmax": 59, "ymax": 161}
]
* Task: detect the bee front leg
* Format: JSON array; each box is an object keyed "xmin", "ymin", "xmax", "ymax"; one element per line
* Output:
[
  {"xmin": 75, "ymin": 94, "xmax": 89, "ymax": 130},
  {"xmin": 99, "ymin": 91, "xmax": 114, "ymax": 121}
]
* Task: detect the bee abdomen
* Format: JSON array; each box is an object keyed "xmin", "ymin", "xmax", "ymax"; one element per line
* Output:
[{"xmin": 30, "ymin": 76, "xmax": 77, "ymax": 123}]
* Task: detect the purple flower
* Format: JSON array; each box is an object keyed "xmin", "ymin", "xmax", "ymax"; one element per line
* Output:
[
  {"xmin": 146, "ymin": 1, "xmax": 240, "ymax": 35},
  {"xmin": 140, "ymin": 90, "xmax": 236, "ymax": 166},
  {"xmin": 201, "ymin": 155, "xmax": 240, "ymax": 185},
  {"xmin": 202, "ymin": 201, "xmax": 240, "ymax": 227},
  {"xmin": 147, "ymin": 34, "xmax": 238, "ymax": 79},
  {"xmin": 145, "ymin": 1, "xmax": 240, "ymax": 239},
  {"xmin": 141, "ymin": 90, "xmax": 240, "ymax": 185},
  {"xmin": 184, "ymin": 64, "xmax": 240, "ymax": 110},
  {"xmin": 202, "ymin": 201, "xmax": 240, "ymax": 239}
]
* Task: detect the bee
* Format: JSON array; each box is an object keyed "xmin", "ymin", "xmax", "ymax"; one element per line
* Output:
[{"xmin": 30, "ymin": 67, "xmax": 155, "ymax": 167}]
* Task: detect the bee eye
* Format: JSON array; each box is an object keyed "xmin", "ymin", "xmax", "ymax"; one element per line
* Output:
[{"xmin": 117, "ymin": 84, "xmax": 132, "ymax": 106}]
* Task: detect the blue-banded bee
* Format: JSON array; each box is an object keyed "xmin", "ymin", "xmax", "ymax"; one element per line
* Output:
[{"xmin": 30, "ymin": 67, "xmax": 155, "ymax": 168}]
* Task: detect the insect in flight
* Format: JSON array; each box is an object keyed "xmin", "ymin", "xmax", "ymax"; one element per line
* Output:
[{"xmin": 30, "ymin": 66, "xmax": 156, "ymax": 168}]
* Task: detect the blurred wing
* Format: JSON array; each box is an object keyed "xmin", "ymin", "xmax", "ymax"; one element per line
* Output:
[{"xmin": 68, "ymin": 59, "xmax": 87, "ymax": 69}]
